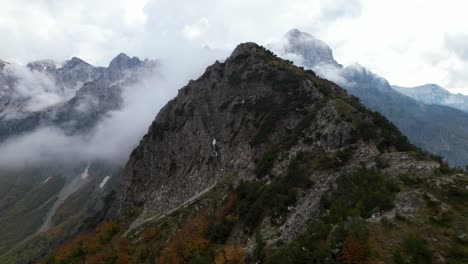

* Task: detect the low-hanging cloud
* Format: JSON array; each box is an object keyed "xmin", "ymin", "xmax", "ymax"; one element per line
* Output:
[
  {"xmin": 2, "ymin": 63, "xmax": 67, "ymax": 115},
  {"xmin": 0, "ymin": 44, "xmax": 227, "ymax": 169}
]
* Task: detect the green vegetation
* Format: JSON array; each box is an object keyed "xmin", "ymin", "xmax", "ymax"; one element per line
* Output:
[
  {"xmin": 0, "ymin": 174, "xmax": 65, "ymax": 255},
  {"xmin": 253, "ymin": 231, "xmax": 266, "ymax": 263},
  {"xmin": 267, "ymin": 168, "xmax": 400, "ymax": 263},
  {"xmin": 254, "ymin": 148, "xmax": 278, "ymax": 178},
  {"xmin": 394, "ymin": 234, "xmax": 433, "ymax": 264},
  {"xmin": 321, "ymin": 168, "xmax": 399, "ymax": 222},
  {"xmin": 239, "ymin": 154, "xmax": 311, "ymax": 232},
  {"xmin": 316, "ymin": 148, "xmax": 354, "ymax": 171},
  {"xmin": 267, "ymin": 218, "xmax": 372, "ymax": 264}
]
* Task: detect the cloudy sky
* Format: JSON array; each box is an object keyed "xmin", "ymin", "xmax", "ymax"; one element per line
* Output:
[{"xmin": 1, "ymin": 0, "xmax": 468, "ymax": 93}]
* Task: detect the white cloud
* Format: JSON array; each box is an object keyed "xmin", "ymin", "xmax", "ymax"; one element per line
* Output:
[
  {"xmin": 0, "ymin": 0, "xmax": 466, "ymax": 93},
  {"xmin": 2, "ymin": 63, "xmax": 65, "ymax": 113},
  {"xmin": 182, "ymin": 18, "xmax": 210, "ymax": 40}
]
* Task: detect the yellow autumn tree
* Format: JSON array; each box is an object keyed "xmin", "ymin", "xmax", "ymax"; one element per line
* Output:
[{"xmin": 214, "ymin": 245, "xmax": 245, "ymax": 264}]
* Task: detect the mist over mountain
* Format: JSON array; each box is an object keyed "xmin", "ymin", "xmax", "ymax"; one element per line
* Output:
[{"xmin": 271, "ymin": 29, "xmax": 468, "ymax": 166}]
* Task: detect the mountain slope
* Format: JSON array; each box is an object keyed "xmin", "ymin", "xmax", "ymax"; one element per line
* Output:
[
  {"xmin": 37, "ymin": 43, "xmax": 468, "ymax": 264},
  {"xmin": 394, "ymin": 83, "xmax": 468, "ymax": 113},
  {"xmin": 110, "ymin": 42, "xmax": 414, "ymax": 219},
  {"xmin": 0, "ymin": 53, "xmax": 156, "ymax": 261},
  {"xmin": 274, "ymin": 29, "xmax": 468, "ymax": 166}
]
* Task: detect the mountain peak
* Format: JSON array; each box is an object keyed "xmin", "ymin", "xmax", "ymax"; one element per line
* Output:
[
  {"xmin": 26, "ymin": 59, "xmax": 60, "ymax": 72},
  {"xmin": 285, "ymin": 28, "xmax": 308, "ymax": 38},
  {"xmin": 108, "ymin": 53, "xmax": 142, "ymax": 70},
  {"xmin": 281, "ymin": 28, "xmax": 340, "ymax": 69},
  {"xmin": 229, "ymin": 42, "xmax": 264, "ymax": 60},
  {"xmin": 62, "ymin": 57, "xmax": 91, "ymax": 69},
  {"xmin": 0, "ymin": 59, "xmax": 7, "ymax": 70},
  {"xmin": 114, "ymin": 52, "xmax": 131, "ymax": 61}
]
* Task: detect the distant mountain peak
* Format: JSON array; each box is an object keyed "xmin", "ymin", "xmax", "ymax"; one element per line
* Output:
[
  {"xmin": 393, "ymin": 83, "xmax": 468, "ymax": 113},
  {"xmin": 281, "ymin": 28, "xmax": 340, "ymax": 68},
  {"xmin": 109, "ymin": 53, "xmax": 141, "ymax": 69},
  {"xmin": 0, "ymin": 59, "xmax": 7, "ymax": 70},
  {"xmin": 26, "ymin": 59, "xmax": 60, "ymax": 72},
  {"xmin": 63, "ymin": 57, "xmax": 91, "ymax": 69}
]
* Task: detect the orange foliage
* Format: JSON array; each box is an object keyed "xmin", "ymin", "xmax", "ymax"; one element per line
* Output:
[
  {"xmin": 157, "ymin": 215, "xmax": 209, "ymax": 264},
  {"xmin": 115, "ymin": 239, "xmax": 131, "ymax": 264},
  {"xmin": 53, "ymin": 221, "xmax": 119, "ymax": 263},
  {"xmin": 85, "ymin": 248, "xmax": 113, "ymax": 264},
  {"xmin": 143, "ymin": 227, "xmax": 157, "ymax": 242},
  {"xmin": 340, "ymin": 239, "xmax": 366, "ymax": 264},
  {"xmin": 214, "ymin": 245, "xmax": 245, "ymax": 264},
  {"xmin": 96, "ymin": 220, "xmax": 119, "ymax": 242}
]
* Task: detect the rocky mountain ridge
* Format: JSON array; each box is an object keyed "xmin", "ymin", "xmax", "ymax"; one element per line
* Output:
[
  {"xmin": 394, "ymin": 83, "xmax": 468, "ymax": 113},
  {"xmin": 274, "ymin": 29, "xmax": 468, "ymax": 166}
]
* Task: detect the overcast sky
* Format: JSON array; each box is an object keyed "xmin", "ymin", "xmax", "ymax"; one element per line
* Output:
[{"xmin": 1, "ymin": 0, "xmax": 468, "ymax": 94}]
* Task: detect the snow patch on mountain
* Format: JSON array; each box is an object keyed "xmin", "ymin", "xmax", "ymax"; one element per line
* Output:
[
  {"xmin": 81, "ymin": 162, "xmax": 90, "ymax": 179},
  {"xmin": 99, "ymin": 176, "xmax": 110, "ymax": 189}
]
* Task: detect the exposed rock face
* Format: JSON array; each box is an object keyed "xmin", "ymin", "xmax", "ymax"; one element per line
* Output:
[
  {"xmin": 274, "ymin": 29, "xmax": 468, "ymax": 166},
  {"xmin": 112, "ymin": 43, "xmax": 348, "ymax": 216},
  {"xmin": 110, "ymin": 42, "xmax": 433, "ymax": 245},
  {"xmin": 0, "ymin": 54, "xmax": 157, "ymax": 140}
]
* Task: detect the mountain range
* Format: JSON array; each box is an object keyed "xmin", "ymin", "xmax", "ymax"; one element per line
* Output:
[
  {"xmin": 394, "ymin": 83, "xmax": 468, "ymax": 113},
  {"xmin": 0, "ymin": 53, "xmax": 157, "ymax": 141},
  {"xmin": 273, "ymin": 29, "xmax": 468, "ymax": 166},
  {"xmin": 31, "ymin": 42, "xmax": 467, "ymax": 264},
  {"xmin": 0, "ymin": 31, "xmax": 466, "ymax": 263}
]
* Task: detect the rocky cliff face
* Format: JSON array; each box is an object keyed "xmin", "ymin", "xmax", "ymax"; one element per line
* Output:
[
  {"xmin": 113, "ymin": 43, "xmax": 341, "ymax": 215},
  {"xmin": 111, "ymin": 42, "xmax": 423, "ymax": 233}
]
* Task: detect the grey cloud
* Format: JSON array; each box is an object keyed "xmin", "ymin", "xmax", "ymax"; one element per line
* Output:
[
  {"xmin": 319, "ymin": 0, "xmax": 362, "ymax": 21},
  {"xmin": 442, "ymin": 33, "xmax": 468, "ymax": 89},
  {"xmin": 445, "ymin": 33, "xmax": 468, "ymax": 61}
]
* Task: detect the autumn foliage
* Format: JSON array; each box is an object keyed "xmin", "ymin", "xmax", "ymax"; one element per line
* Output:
[
  {"xmin": 157, "ymin": 215, "xmax": 210, "ymax": 264},
  {"xmin": 53, "ymin": 221, "xmax": 120, "ymax": 264},
  {"xmin": 214, "ymin": 245, "xmax": 245, "ymax": 264},
  {"xmin": 143, "ymin": 227, "xmax": 157, "ymax": 242}
]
